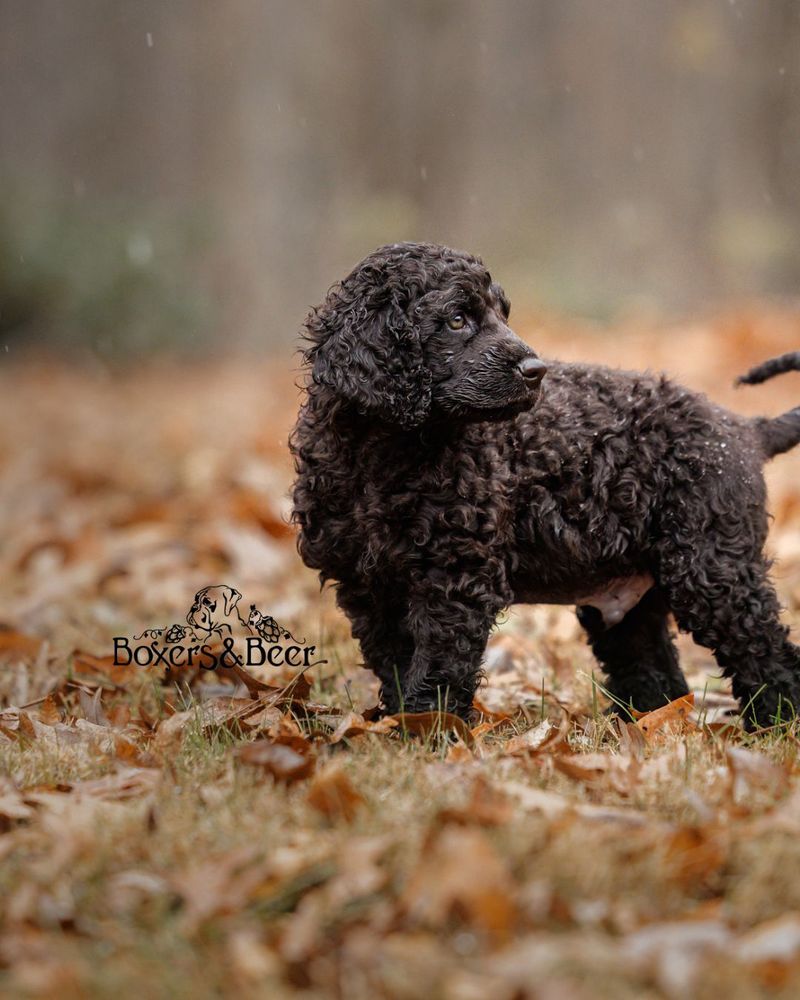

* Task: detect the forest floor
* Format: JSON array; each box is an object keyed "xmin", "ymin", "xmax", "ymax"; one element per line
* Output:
[{"xmin": 3, "ymin": 306, "xmax": 800, "ymax": 998}]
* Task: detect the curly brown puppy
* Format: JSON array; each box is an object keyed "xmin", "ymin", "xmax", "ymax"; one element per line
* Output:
[{"xmin": 290, "ymin": 242, "xmax": 800, "ymax": 728}]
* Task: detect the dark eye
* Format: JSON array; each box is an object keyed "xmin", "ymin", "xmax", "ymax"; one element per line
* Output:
[{"xmin": 447, "ymin": 313, "xmax": 466, "ymax": 331}]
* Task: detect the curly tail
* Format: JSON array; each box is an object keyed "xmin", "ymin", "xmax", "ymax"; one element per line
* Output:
[{"xmin": 736, "ymin": 352, "xmax": 800, "ymax": 459}]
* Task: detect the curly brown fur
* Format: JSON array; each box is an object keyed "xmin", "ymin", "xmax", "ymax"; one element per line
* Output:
[{"xmin": 291, "ymin": 241, "xmax": 800, "ymax": 728}]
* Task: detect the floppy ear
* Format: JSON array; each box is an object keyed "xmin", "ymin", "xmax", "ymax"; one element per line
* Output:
[
  {"xmin": 222, "ymin": 586, "xmax": 242, "ymax": 617},
  {"xmin": 307, "ymin": 296, "xmax": 431, "ymax": 428}
]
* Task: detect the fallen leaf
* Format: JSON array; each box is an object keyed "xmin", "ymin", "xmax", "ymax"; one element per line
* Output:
[
  {"xmin": 613, "ymin": 717, "xmax": 648, "ymax": 758},
  {"xmin": 78, "ymin": 686, "xmax": 109, "ymax": 726},
  {"xmin": 227, "ymin": 928, "xmax": 281, "ymax": 983},
  {"xmin": 402, "ymin": 826, "xmax": 516, "ymax": 938},
  {"xmin": 237, "ymin": 741, "xmax": 315, "ymax": 782},
  {"xmin": 445, "ymin": 742, "xmax": 475, "ymax": 763},
  {"xmin": 265, "ymin": 716, "xmax": 313, "ymax": 753},
  {"xmin": 472, "ymin": 695, "xmax": 513, "ymax": 721},
  {"xmin": 72, "ymin": 650, "xmax": 139, "ymax": 685},
  {"xmin": 306, "ymin": 763, "xmax": 365, "ymax": 821},
  {"xmin": 240, "ymin": 702, "xmax": 285, "ymax": 732},
  {"xmin": 664, "ymin": 825, "xmax": 727, "ymax": 887},
  {"xmin": 227, "ymin": 661, "xmax": 279, "ymax": 696},
  {"xmin": 0, "ymin": 777, "xmax": 34, "ymax": 824},
  {"xmin": 554, "ymin": 751, "xmax": 640, "ymax": 795},
  {"xmin": 739, "ymin": 914, "xmax": 800, "ymax": 965},
  {"xmin": 35, "ymin": 694, "xmax": 61, "ymax": 727},
  {"xmin": 0, "ymin": 626, "xmax": 43, "ymax": 659},
  {"xmin": 503, "ymin": 716, "xmax": 568, "ymax": 756},
  {"xmin": 171, "ymin": 847, "xmax": 272, "ymax": 933},
  {"xmin": 280, "ymin": 837, "xmax": 389, "ymax": 962},
  {"xmin": 17, "ymin": 711, "xmax": 37, "ymax": 741},
  {"xmin": 636, "ymin": 694, "xmax": 696, "ymax": 742},
  {"xmin": 726, "ymin": 746, "xmax": 788, "ymax": 804},
  {"xmin": 389, "ymin": 711, "xmax": 474, "ymax": 746},
  {"xmin": 500, "ymin": 779, "xmax": 652, "ymax": 825},
  {"xmin": 328, "ymin": 711, "xmax": 399, "ymax": 743},
  {"xmin": 153, "ymin": 709, "xmax": 193, "ymax": 751},
  {"xmin": 620, "ymin": 919, "xmax": 730, "ymax": 997},
  {"xmin": 72, "ymin": 767, "xmax": 160, "ymax": 801},
  {"xmin": 438, "ymin": 775, "xmax": 513, "ymax": 827}
]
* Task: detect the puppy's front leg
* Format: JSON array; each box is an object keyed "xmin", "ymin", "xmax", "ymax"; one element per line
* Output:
[
  {"xmin": 335, "ymin": 582, "xmax": 414, "ymax": 714},
  {"xmin": 403, "ymin": 571, "xmax": 507, "ymax": 719}
]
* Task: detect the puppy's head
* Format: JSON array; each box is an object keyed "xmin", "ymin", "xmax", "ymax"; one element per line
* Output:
[{"xmin": 303, "ymin": 242, "xmax": 545, "ymax": 428}]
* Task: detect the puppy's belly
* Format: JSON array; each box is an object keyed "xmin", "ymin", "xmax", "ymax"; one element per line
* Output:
[
  {"xmin": 516, "ymin": 573, "xmax": 655, "ymax": 627},
  {"xmin": 573, "ymin": 573, "xmax": 655, "ymax": 625}
]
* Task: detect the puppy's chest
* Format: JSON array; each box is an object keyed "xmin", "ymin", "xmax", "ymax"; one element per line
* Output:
[{"xmin": 346, "ymin": 454, "xmax": 517, "ymax": 564}]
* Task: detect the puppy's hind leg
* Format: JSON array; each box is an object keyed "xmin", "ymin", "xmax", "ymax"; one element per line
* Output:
[
  {"xmin": 577, "ymin": 587, "xmax": 689, "ymax": 718},
  {"xmin": 659, "ymin": 550, "xmax": 800, "ymax": 729}
]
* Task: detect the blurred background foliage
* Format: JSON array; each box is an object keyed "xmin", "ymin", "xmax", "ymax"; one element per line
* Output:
[{"xmin": 0, "ymin": 0, "xmax": 799, "ymax": 357}]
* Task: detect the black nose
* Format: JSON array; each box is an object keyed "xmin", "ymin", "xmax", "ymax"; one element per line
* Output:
[{"xmin": 518, "ymin": 356, "xmax": 547, "ymax": 385}]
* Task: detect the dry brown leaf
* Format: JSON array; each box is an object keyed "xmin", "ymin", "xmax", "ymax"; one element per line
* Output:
[
  {"xmin": 472, "ymin": 695, "xmax": 513, "ymax": 721},
  {"xmin": 72, "ymin": 650, "xmax": 139, "ymax": 685},
  {"xmin": 229, "ymin": 662, "xmax": 315, "ymax": 709},
  {"xmin": 389, "ymin": 711, "xmax": 474, "ymax": 746},
  {"xmin": 402, "ymin": 825, "xmax": 516, "ymax": 938},
  {"xmin": 74, "ymin": 718, "xmax": 131, "ymax": 753},
  {"xmin": 153, "ymin": 697, "xmax": 267, "ymax": 751},
  {"xmin": 112, "ymin": 733, "xmax": 153, "ymax": 766},
  {"xmin": 153, "ymin": 709, "xmax": 193, "ymax": 751},
  {"xmin": 469, "ymin": 720, "xmax": 501, "ymax": 741},
  {"xmin": 503, "ymin": 777, "xmax": 655, "ymax": 825},
  {"xmin": 72, "ymin": 767, "xmax": 160, "ymax": 801},
  {"xmin": 280, "ymin": 837, "xmax": 390, "ymax": 963},
  {"xmin": 438, "ymin": 775, "xmax": 513, "ymax": 827},
  {"xmin": 35, "ymin": 694, "xmax": 61, "ymax": 727},
  {"xmin": 17, "ymin": 710, "xmax": 38, "ymax": 741},
  {"xmin": 200, "ymin": 696, "xmax": 261, "ymax": 728},
  {"xmin": 78, "ymin": 686, "xmax": 109, "ymax": 726},
  {"xmin": 105, "ymin": 703, "xmax": 132, "ymax": 729},
  {"xmin": 738, "ymin": 914, "xmax": 800, "ymax": 968},
  {"xmin": 240, "ymin": 702, "xmax": 285, "ymax": 732},
  {"xmin": 229, "ymin": 487, "xmax": 296, "ymax": 541},
  {"xmin": 273, "ymin": 668, "xmax": 313, "ymax": 704},
  {"xmin": 227, "ymin": 928, "xmax": 281, "ymax": 983},
  {"xmin": 636, "ymin": 694, "xmax": 696, "ymax": 742},
  {"xmin": 227, "ymin": 661, "xmax": 279, "ymax": 696},
  {"xmin": 551, "ymin": 749, "xmax": 643, "ymax": 797},
  {"xmin": 306, "ymin": 763, "xmax": 365, "ymax": 821},
  {"xmin": 619, "ymin": 919, "xmax": 731, "ymax": 995},
  {"xmin": 265, "ymin": 715, "xmax": 313, "ymax": 753},
  {"xmin": 613, "ymin": 717, "xmax": 648, "ymax": 758},
  {"xmin": 328, "ymin": 711, "xmax": 399, "ymax": 744},
  {"xmin": 726, "ymin": 746, "xmax": 789, "ymax": 803},
  {"xmin": 445, "ymin": 741, "xmax": 475, "ymax": 763},
  {"xmin": 664, "ymin": 825, "xmax": 727, "ymax": 888},
  {"xmin": 0, "ymin": 777, "xmax": 34, "ymax": 824},
  {"xmin": 554, "ymin": 752, "xmax": 617, "ymax": 787},
  {"xmin": 171, "ymin": 847, "xmax": 272, "ymax": 933},
  {"xmin": 503, "ymin": 716, "xmax": 568, "ymax": 757},
  {"xmin": 236, "ymin": 741, "xmax": 315, "ymax": 782},
  {"xmin": 0, "ymin": 625, "xmax": 44, "ymax": 659}
]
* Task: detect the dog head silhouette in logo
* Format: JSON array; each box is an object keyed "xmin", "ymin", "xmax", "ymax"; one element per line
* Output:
[{"xmin": 186, "ymin": 585, "xmax": 244, "ymax": 639}]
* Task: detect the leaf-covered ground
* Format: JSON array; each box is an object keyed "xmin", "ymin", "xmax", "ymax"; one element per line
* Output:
[{"xmin": 3, "ymin": 308, "xmax": 800, "ymax": 999}]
